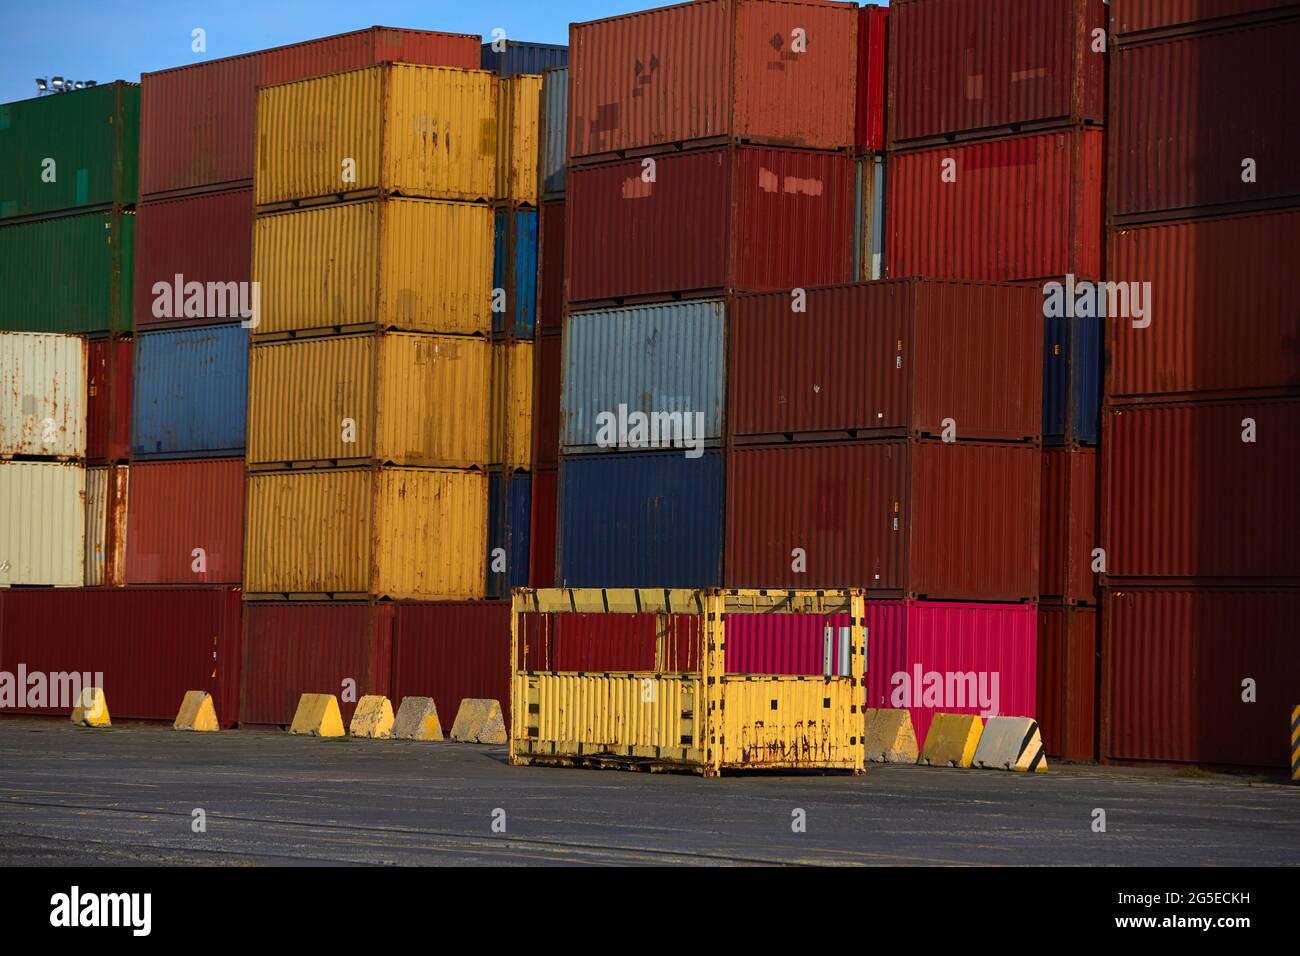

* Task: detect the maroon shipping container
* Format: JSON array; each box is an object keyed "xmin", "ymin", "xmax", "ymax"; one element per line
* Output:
[
  {"xmin": 0, "ymin": 588, "xmax": 242, "ymax": 725},
  {"xmin": 240, "ymin": 602, "xmax": 393, "ymax": 726},
  {"xmin": 537, "ymin": 200, "xmax": 566, "ymax": 337},
  {"xmin": 1102, "ymin": 398, "xmax": 1300, "ymax": 581},
  {"xmin": 86, "ymin": 335, "xmax": 132, "ymax": 463},
  {"xmin": 855, "ymin": 5, "xmax": 889, "ymax": 152},
  {"xmin": 532, "ymin": 333, "xmax": 561, "ymax": 470},
  {"xmin": 139, "ymin": 27, "xmax": 480, "ymax": 197},
  {"xmin": 1112, "ymin": 0, "xmax": 1298, "ymax": 38},
  {"xmin": 1037, "ymin": 604, "xmax": 1098, "ymax": 760},
  {"xmin": 726, "ymin": 439, "xmax": 1040, "ymax": 600},
  {"xmin": 1106, "ymin": 209, "xmax": 1300, "ymax": 402},
  {"xmin": 568, "ymin": 146, "xmax": 854, "ymax": 304},
  {"xmin": 519, "ymin": 612, "xmax": 701, "ymax": 674},
  {"xmin": 1040, "ymin": 446, "xmax": 1097, "ymax": 604},
  {"xmin": 133, "ymin": 188, "xmax": 254, "ymax": 328},
  {"xmin": 125, "ymin": 458, "xmax": 245, "ymax": 585},
  {"xmin": 568, "ymin": 0, "xmax": 860, "ymax": 163},
  {"xmin": 1102, "ymin": 586, "xmax": 1300, "ymax": 768},
  {"xmin": 887, "ymin": 128, "xmax": 1103, "ymax": 282},
  {"xmin": 1109, "ymin": 17, "xmax": 1300, "ymax": 223},
  {"xmin": 889, "ymin": 0, "xmax": 1106, "ymax": 147},
  {"xmin": 728, "ymin": 280, "xmax": 1043, "ymax": 442},
  {"xmin": 529, "ymin": 469, "xmax": 558, "ymax": 588}
]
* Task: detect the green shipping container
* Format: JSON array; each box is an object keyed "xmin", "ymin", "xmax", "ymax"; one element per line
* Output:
[
  {"xmin": 0, "ymin": 82, "xmax": 139, "ymax": 220},
  {"xmin": 0, "ymin": 210, "xmax": 135, "ymax": 334}
]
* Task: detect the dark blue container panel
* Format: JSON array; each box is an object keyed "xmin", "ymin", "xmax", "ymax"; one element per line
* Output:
[
  {"xmin": 480, "ymin": 41, "xmax": 569, "ymax": 76},
  {"xmin": 558, "ymin": 451, "xmax": 724, "ymax": 587},
  {"xmin": 1042, "ymin": 310, "xmax": 1101, "ymax": 446},
  {"xmin": 131, "ymin": 323, "xmax": 248, "ymax": 458},
  {"xmin": 487, "ymin": 471, "xmax": 532, "ymax": 599},
  {"xmin": 493, "ymin": 208, "xmax": 538, "ymax": 339}
]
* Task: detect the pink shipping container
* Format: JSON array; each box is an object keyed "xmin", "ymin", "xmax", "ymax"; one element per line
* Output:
[
  {"xmin": 1040, "ymin": 446, "xmax": 1097, "ymax": 604},
  {"xmin": 1037, "ymin": 604, "xmax": 1098, "ymax": 760},
  {"xmin": 889, "ymin": 0, "xmax": 1106, "ymax": 147},
  {"xmin": 1111, "ymin": 0, "xmax": 1298, "ymax": 40},
  {"xmin": 125, "ymin": 458, "xmax": 245, "ymax": 585},
  {"xmin": 567, "ymin": 146, "xmax": 854, "ymax": 304},
  {"xmin": 240, "ymin": 603, "xmax": 393, "ymax": 726},
  {"xmin": 1103, "ymin": 586, "xmax": 1300, "ymax": 768},
  {"xmin": 0, "ymin": 588, "xmax": 242, "ymax": 725}
]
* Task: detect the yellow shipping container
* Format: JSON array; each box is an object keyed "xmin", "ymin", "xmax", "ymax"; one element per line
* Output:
[
  {"xmin": 252, "ymin": 198, "xmax": 492, "ymax": 337},
  {"xmin": 490, "ymin": 340, "xmax": 533, "ymax": 469},
  {"xmin": 244, "ymin": 467, "xmax": 487, "ymax": 601},
  {"xmin": 256, "ymin": 63, "xmax": 497, "ymax": 206},
  {"xmin": 496, "ymin": 75, "xmax": 541, "ymax": 205},
  {"xmin": 248, "ymin": 332, "xmax": 489, "ymax": 469}
]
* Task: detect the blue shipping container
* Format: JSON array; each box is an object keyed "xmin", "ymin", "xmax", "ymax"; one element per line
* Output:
[
  {"xmin": 493, "ymin": 208, "xmax": 538, "ymax": 339},
  {"xmin": 487, "ymin": 470, "xmax": 532, "ymax": 599},
  {"xmin": 131, "ymin": 323, "xmax": 248, "ymax": 458},
  {"xmin": 540, "ymin": 68, "xmax": 568, "ymax": 197},
  {"xmin": 558, "ymin": 450, "xmax": 724, "ymax": 587},
  {"xmin": 480, "ymin": 41, "xmax": 569, "ymax": 77},
  {"xmin": 1042, "ymin": 308, "xmax": 1100, "ymax": 446}
]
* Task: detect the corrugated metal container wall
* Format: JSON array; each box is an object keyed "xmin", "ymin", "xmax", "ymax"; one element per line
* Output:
[
  {"xmin": 724, "ymin": 612, "xmax": 846, "ymax": 675},
  {"xmin": 254, "ymin": 64, "xmax": 497, "ymax": 207},
  {"xmin": 0, "ymin": 588, "xmax": 243, "ymax": 724},
  {"xmin": 0, "ymin": 209, "xmax": 134, "ymax": 335},
  {"xmin": 568, "ymin": 0, "xmax": 858, "ymax": 159},
  {"xmin": 537, "ymin": 200, "xmax": 565, "ymax": 335},
  {"xmin": 529, "ymin": 468, "xmax": 558, "ymax": 587},
  {"xmin": 1037, "ymin": 604, "xmax": 1098, "ymax": 760},
  {"xmin": 86, "ymin": 336, "xmax": 132, "ymax": 463},
  {"xmin": 244, "ymin": 467, "xmax": 487, "ymax": 600},
  {"xmin": 855, "ymin": 5, "xmax": 889, "ymax": 152},
  {"xmin": 540, "ymin": 68, "xmax": 568, "ymax": 197},
  {"xmin": 84, "ymin": 464, "xmax": 128, "ymax": 587},
  {"xmin": 1103, "ymin": 587, "xmax": 1300, "ymax": 767},
  {"xmin": 0, "ymin": 82, "xmax": 139, "ymax": 219},
  {"xmin": 520, "ymin": 612, "xmax": 700, "ymax": 672},
  {"xmin": 853, "ymin": 154, "xmax": 886, "ymax": 281},
  {"xmin": 125, "ymin": 458, "xmax": 243, "ymax": 584},
  {"xmin": 133, "ymin": 188, "xmax": 254, "ymax": 328},
  {"xmin": 1111, "ymin": 0, "xmax": 1297, "ymax": 35},
  {"xmin": 1106, "ymin": 210, "xmax": 1300, "ymax": 401},
  {"xmin": 240, "ymin": 603, "xmax": 392, "ymax": 726},
  {"xmin": 497, "ymin": 75, "xmax": 541, "ymax": 205},
  {"xmin": 0, "ymin": 461, "xmax": 84, "ymax": 586},
  {"xmin": 532, "ymin": 332, "xmax": 562, "ymax": 470},
  {"xmin": 480, "ymin": 41, "xmax": 570, "ymax": 76},
  {"xmin": 567, "ymin": 146, "xmax": 854, "ymax": 303},
  {"xmin": 888, "ymin": 0, "xmax": 1106, "ymax": 147},
  {"xmin": 1110, "ymin": 19, "xmax": 1300, "ymax": 222},
  {"xmin": 139, "ymin": 27, "xmax": 480, "ymax": 196},
  {"xmin": 726, "ymin": 440, "xmax": 1040, "ymax": 600},
  {"xmin": 558, "ymin": 450, "xmax": 724, "ymax": 587},
  {"xmin": 487, "ymin": 472, "xmax": 531, "ymax": 598},
  {"xmin": 728, "ymin": 281, "xmax": 1042, "ymax": 442},
  {"xmin": 252, "ymin": 198, "xmax": 492, "ymax": 338},
  {"xmin": 886, "ymin": 129, "xmax": 1103, "ymax": 282},
  {"xmin": 562, "ymin": 301, "xmax": 726, "ymax": 452},
  {"xmin": 492, "ymin": 208, "xmax": 538, "ymax": 338},
  {"xmin": 131, "ymin": 324, "xmax": 247, "ymax": 458},
  {"xmin": 491, "ymin": 341, "xmax": 534, "ymax": 470},
  {"xmin": 0, "ymin": 332, "xmax": 87, "ymax": 458},
  {"xmin": 1102, "ymin": 399, "xmax": 1300, "ymax": 580},
  {"xmin": 1042, "ymin": 297, "xmax": 1101, "ymax": 444},
  {"xmin": 391, "ymin": 601, "xmax": 512, "ymax": 728},
  {"xmin": 1040, "ymin": 447, "xmax": 1097, "ymax": 605},
  {"xmin": 247, "ymin": 333, "xmax": 489, "ymax": 469}
]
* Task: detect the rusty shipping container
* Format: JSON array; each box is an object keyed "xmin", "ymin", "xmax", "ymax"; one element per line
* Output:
[
  {"xmin": 0, "ymin": 332, "xmax": 86, "ymax": 459},
  {"xmin": 139, "ymin": 27, "xmax": 480, "ymax": 197},
  {"xmin": 84, "ymin": 464, "xmax": 128, "ymax": 587},
  {"xmin": 1102, "ymin": 398, "xmax": 1300, "ymax": 581},
  {"xmin": 886, "ymin": 128, "xmax": 1104, "ymax": 282},
  {"xmin": 568, "ymin": 0, "xmax": 860, "ymax": 162},
  {"xmin": 496, "ymin": 74, "xmax": 541, "ymax": 205},
  {"xmin": 728, "ymin": 280, "xmax": 1043, "ymax": 443},
  {"xmin": 1111, "ymin": 0, "xmax": 1298, "ymax": 36},
  {"xmin": 0, "ymin": 588, "xmax": 243, "ymax": 725},
  {"xmin": 125, "ymin": 458, "xmax": 244, "ymax": 585},
  {"xmin": 86, "ymin": 336, "xmax": 132, "ymax": 463},
  {"xmin": 567, "ymin": 146, "xmax": 854, "ymax": 304},
  {"xmin": 1103, "ymin": 586, "xmax": 1300, "ymax": 768},
  {"xmin": 519, "ymin": 610, "xmax": 701, "ymax": 674},
  {"xmin": 1037, "ymin": 604, "xmax": 1098, "ymax": 761},
  {"xmin": 537, "ymin": 200, "xmax": 566, "ymax": 336},
  {"xmin": 726, "ymin": 440, "xmax": 1040, "ymax": 600},
  {"xmin": 888, "ymin": 0, "xmax": 1106, "ymax": 147},
  {"xmin": 1040, "ymin": 446, "xmax": 1097, "ymax": 605}
]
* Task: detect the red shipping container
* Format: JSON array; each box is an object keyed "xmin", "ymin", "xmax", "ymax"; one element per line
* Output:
[
  {"xmin": 0, "ymin": 588, "xmax": 242, "ymax": 725},
  {"xmin": 240, "ymin": 602, "xmax": 393, "ymax": 726},
  {"xmin": 726, "ymin": 440, "xmax": 1041, "ymax": 600},
  {"xmin": 1106, "ymin": 209, "xmax": 1300, "ymax": 402},
  {"xmin": 1040, "ymin": 446, "xmax": 1097, "ymax": 604},
  {"xmin": 140, "ymin": 27, "xmax": 480, "ymax": 197},
  {"xmin": 391, "ymin": 601, "xmax": 511, "ymax": 730},
  {"xmin": 519, "ymin": 612, "xmax": 701, "ymax": 674},
  {"xmin": 889, "ymin": 0, "xmax": 1106, "ymax": 147},
  {"xmin": 568, "ymin": 146, "xmax": 854, "ymax": 304},
  {"xmin": 1037, "ymin": 604, "xmax": 1098, "ymax": 760},
  {"xmin": 568, "ymin": 0, "xmax": 859, "ymax": 163},
  {"xmin": 529, "ymin": 469, "xmax": 558, "ymax": 588},
  {"xmin": 537, "ymin": 200, "xmax": 566, "ymax": 337},
  {"xmin": 1102, "ymin": 586, "xmax": 1300, "ymax": 768},
  {"xmin": 125, "ymin": 458, "xmax": 245, "ymax": 585},
  {"xmin": 531, "ymin": 332, "xmax": 562, "ymax": 470},
  {"xmin": 729, "ymin": 280, "xmax": 1043, "ymax": 442},
  {"xmin": 855, "ymin": 5, "xmax": 889, "ymax": 152},
  {"xmin": 86, "ymin": 335, "xmax": 132, "ymax": 463},
  {"xmin": 1112, "ymin": 0, "xmax": 1298, "ymax": 39},
  {"xmin": 133, "ymin": 188, "xmax": 254, "ymax": 328},
  {"xmin": 886, "ymin": 128, "xmax": 1103, "ymax": 282},
  {"xmin": 1109, "ymin": 18, "xmax": 1300, "ymax": 222},
  {"xmin": 1102, "ymin": 399, "xmax": 1300, "ymax": 581}
]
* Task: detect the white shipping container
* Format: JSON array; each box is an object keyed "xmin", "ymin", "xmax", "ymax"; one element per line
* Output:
[
  {"xmin": 84, "ymin": 464, "xmax": 128, "ymax": 587},
  {"xmin": 0, "ymin": 331, "xmax": 87, "ymax": 458},
  {"xmin": 0, "ymin": 460, "xmax": 85, "ymax": 586}
]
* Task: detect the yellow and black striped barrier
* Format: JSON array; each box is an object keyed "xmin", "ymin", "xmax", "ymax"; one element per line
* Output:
[{"xmin": 1291, "ymin": 705, "xmax": 1299, "ymax": 783}]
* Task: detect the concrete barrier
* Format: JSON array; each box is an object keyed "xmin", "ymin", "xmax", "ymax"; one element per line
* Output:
[
  {"xmin": 863, "ymin": 708, "xmax": 918, "ymax": 763},
  {"xmin": 70, "ymin": 688, "xmax": 110, "ymax": 727},
  {"xmin": 972, "ymin": 716, "xmax": 1048, "ymax": 773},
  {"xmin": 918, "ymin": 713, "xmax": 983, "ymax": 768},
  {"xmin": 450, "ymin": 698, "xmax": 507, "ymax": 744},
  {"xmin": 173, "ymin": 691, "xmax": 219, "ymax": 732},
  {"xmin": 349, "ymin": 695, "xmax": 395, "ymax": 739},
  {"xmin": 289, "ymin": 694, "xmax": 344, "ymax": 737},
  {"xmin": 392, "ymin": 697, "xmax": 444, "ymax": 741}
]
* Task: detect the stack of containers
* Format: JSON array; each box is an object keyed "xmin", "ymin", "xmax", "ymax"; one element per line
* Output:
[{"xmin": 1101, "ymin": 1, "xmax": 1300, "ymax": 769}]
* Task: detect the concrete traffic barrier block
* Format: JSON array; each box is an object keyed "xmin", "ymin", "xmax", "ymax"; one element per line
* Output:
[
  {"xmin": 289, "ymin": 694, "xmax": 344, "ymax": 737},
  {"xmin": 349, "ymin": 695, "xmax": 395, "ymax": 739},
  {"xmin": 972, "ymin": 716, "xmax": 1048, "ymax": 773},
  {"xmin": 70, "ymin": 688, "xmax": 110, "ymax": 727},
  {"xmin": 918, "ymin": 713, "xmax": 983, "ymax": 768},
  {"xmin": 392, "ymin": 697, "xmax": 444, "ymax": 741},
  {"xmin": 450, "ymin": 698, "xmax": 507, "ymax": 744},
  {"xmin": 863, "ymin": 708, "xmax": 919, "ymax": 763},
  {"xmin": 173, "ymin": 691, "xmax": 219, "ymax": 732}
]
